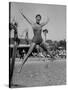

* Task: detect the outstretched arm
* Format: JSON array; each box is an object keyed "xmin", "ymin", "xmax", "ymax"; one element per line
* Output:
[
  {"xmin": 20, "ymin": 10, "xmax": 34, "ymax": 25},
  {"xmin": 41, "ymin": 16, "xmax": 50, "ymax": 27}
]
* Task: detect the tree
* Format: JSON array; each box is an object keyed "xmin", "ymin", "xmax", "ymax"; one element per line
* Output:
[
  {"xmin": 43, "ymin": 29, "xmax": 48, "ymax": 41},
  {"xmin": 58, "ymin": 40, "xmax": 66, "ymax": 49}
]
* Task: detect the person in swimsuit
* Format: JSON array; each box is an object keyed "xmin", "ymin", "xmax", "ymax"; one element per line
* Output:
[{"xmin": 19, "ymin": 11, "xmax": 55, "ymax": 72}]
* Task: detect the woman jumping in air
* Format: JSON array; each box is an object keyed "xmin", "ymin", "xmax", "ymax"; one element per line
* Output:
[{"xmin": 19, "ymin": 10, "xmax": 55, "ymax": 72}]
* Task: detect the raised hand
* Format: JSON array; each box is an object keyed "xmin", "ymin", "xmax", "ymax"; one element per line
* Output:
[{"xmin": 41, "ymin": 16, "xmax": 50, "ymax": 27}]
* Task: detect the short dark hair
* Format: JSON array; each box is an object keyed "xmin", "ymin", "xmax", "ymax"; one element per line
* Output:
[{"xmin": 35, "ymin": 14, "xmax": 41, "ymax": 19}]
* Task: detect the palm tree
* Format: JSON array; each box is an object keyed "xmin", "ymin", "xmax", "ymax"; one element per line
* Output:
[{"xmin": 43, "ymin": 29, "xmax": 48, "ymax": 42}]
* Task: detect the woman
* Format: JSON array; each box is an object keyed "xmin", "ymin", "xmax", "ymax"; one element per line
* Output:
[{"xmin": 19, "ymin": 11, "xmax": 55, "ymax": 72}]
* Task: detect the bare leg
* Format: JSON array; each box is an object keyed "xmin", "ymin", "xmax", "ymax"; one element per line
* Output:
[
  {"xmin": 19, "ymin": 43, "xmax": 36, "ymax": 72},
  {"xmin": 40, "ymin": 42, "xmax": 55, "ymax": 59}
]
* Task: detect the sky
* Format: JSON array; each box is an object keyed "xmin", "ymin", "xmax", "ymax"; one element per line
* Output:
[{"xmin": 10, "ymin": 2, "xmax": 66, "ymax": 41}]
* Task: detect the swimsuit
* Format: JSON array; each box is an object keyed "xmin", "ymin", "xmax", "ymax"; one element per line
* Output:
[{"xmin": 32, "ymin": 23, "xmax": 43, "ymax": 45}]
